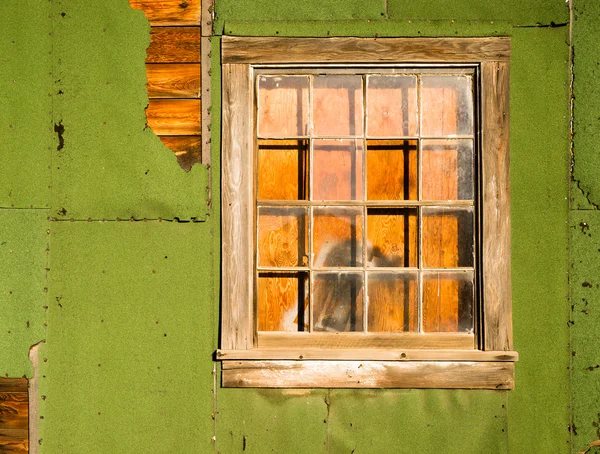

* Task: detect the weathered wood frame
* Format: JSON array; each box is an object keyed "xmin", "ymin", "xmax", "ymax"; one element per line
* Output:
[{"xmin": 220, "ymin": 37, "xmax": 514, "ymax": 389}]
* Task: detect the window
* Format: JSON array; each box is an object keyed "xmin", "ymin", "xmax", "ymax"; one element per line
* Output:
[{"xmin": 219, "ymin": 37, "xmax": 516, "ymax": 389}]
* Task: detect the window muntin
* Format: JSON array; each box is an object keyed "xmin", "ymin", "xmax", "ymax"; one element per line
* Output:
[{"xmin": 255, "ymin": 68, "xmax": 477, "ymax": 340}]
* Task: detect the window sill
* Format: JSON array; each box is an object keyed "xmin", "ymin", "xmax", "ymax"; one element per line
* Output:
[{"xmin": 217, "ymin": 349, "xmax": 517, "ymax": 389}]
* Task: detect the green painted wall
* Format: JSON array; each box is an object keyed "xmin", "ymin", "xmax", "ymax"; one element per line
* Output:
[{"xmin": 0, "ymin": 0, "xmax": 591, "ymax": 452}]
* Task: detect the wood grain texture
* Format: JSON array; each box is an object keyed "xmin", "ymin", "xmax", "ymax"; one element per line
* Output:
[
  {"xmin": 0, "ymin": 398, "xmax": 28, "ymax": 430},
  {"xmin": 159, "ymin": 135, "xmax": 201, "ymax": 171},
  {"xmin": 0, "ymin": 380, "xmax": 28, "ymax": 453},
  {"xmin": 222, "ymin": 360, "xmax": 514, "ymax": 389},
  {"xmin": 146, "ymin": 99, "xmax": 200, "ymax": 135},
  {"xmin": 147, "ymin": 27, "xmax": 200, "ymax": 63},
  {"xmin": 0, "ymin": 430, "xmax": 28, "ymax": 453},
  {"xmin": 217, "ymin": 348, "xmax": 518, "ymax": 362},
  {"xmin": 0, "ymin": 380, "xmax": 26, "ymax": 393},
  {"xmin": 129, "ymin": 0, "xmax": 200, "ymax": 26},
  {"xmin": 481, "ymin": 60, "xmax": 512, "ymax": 351},
  {"xmin": 222, "ymin": 37, "xmax": 511, "ymax": 64},
  {"xmin": 221, "ymin": 64, "xmax": 254, "ymax": 349},
  {"xmin": 258, "ymin": 332, "xmax": 475, "ymax": 349},
  {"xmin": 146, "ymin": 63, "xmax": 200, "ymax": 98},
  {"xmin": 201, "ymin": 0, "xmax": 213, "ymax": 34}
]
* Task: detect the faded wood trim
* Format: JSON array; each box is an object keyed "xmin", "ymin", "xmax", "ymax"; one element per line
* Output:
[
  {"xmin": 221, "ymin": 63, "xmax": 254, "ymax": 349},
  {"xmin": 129, "ymin": 0, "xmax": 200, "ymax": 26},
  {"xmin": 218, "ymin": 348, "xmax": 518, "ymax": 362},
  {"xmin": 201, "ymin": 36, "xmax": 212, "ymax": 165},
  {"xmin": 147, "ymin": 27, "xmax": 201, "ymax": 63},
  {"xmin": 258, "ymin": 332, "xmax": 475, "ymax": 350},
  {"xmin": 159, "ymin": 135, "xmax": 201, "ymax": 171},
  {"xmin": 222, "ymin": 37, "xmax": 511, "ymax": 64},
  {"xmin": 147, "ymin": 63, "xmax": 200, "ymax": 98},
  {"xmin": 222, "ymin": 360, "xmax": 514, "ymax": 389},
  {"xmin": 481, "ymin": 60, "xmax": 512, "ymax": 351},
  {"xmin": 201, "ymin": 0, "xmax": 214, "ymax": 35},
  {"xmin": 147, "ymin": 99, "xmax": 200, "ymax": 135}
]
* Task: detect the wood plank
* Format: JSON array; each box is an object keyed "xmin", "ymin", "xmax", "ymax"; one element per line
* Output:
[
  {"xmin": 217, "ymin": 349, "xmax": 518, "ymax": 362},
  {"xmin": 258, "ymin": 332, "xmax": 475, "ymax": 349},
  {"xmin": 201, "ymin": 0, "xmax": 214, "ymax": 35},
  {"xmin": 222, "ymin": 360, "xmax": 514, "ymax": 389},
  {"xmin": 129, "ymin": 0, "xmax": 200, "ymax": 26},
  {"xmin": 481, "ymin": 61, "xmax": 512, "ymax": 352},
  {"xmin": 159, "ymin": 135, "xmax": 201, "ymax": 171},
  {"xmin": 0, "ymin": 429, "xmax": 28, "ymax": 453},
  {"xmin": 147, "ymin": 27, "xmax": 200, "ymax": 63},
  {"xmin": 201, "ymin": 36, "xmax": 212, "ymax": 165},
  {"xmin": 146, "ymin": 63, "xmax": 200, "ymax": 98},
  {"xmin": 222, "ymin": 37, "xmax": 511, "ymax": 64},
  {"xmin": 0, "ymin": 399, "xmax": 28, "ymax": 430},
  {"xmin": 146, "ymin": 99, "xmax": 200, "ymax": 135},
  {"xmin": 221, "ymin": 64, "xmax": 254, "ymax": 350},
  {"xmin": 0, "ymin": 379, "xmax": 27, "ymax": 393}
]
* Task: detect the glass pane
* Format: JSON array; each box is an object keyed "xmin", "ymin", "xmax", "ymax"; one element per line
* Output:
[
  {"xmin": 422, "ymin": 271, "xmax": 474, "ymax": 333},
  {"xmin": 257, "ymin": 207, "xmax": 308, "ymax": 267},
  {"xmin": 313, "ymin": 207, "xmax": 363, "ymax": 267},
  {"xmin": 367, "ymin": 272, "xmax": 418, "ymax": 332},
  {"xmin": 422, "ymin": 207, "xmax": 474, "ymax": 268},
  {"xmin": 313, "ymin": 272, "xmax": 363, "ymax": 332},
  {"xmin": 367, "ymin": 76, "xmax": 418, "ymax": 137},
  {"xmin": 313, "ymin": 139, "xmax": 363, "ymax": 201},
  {"xmin": 421, "ymin": 76, "xmax": 474, "ymax": 136},
  {"xmin": 422, "ymin": 139, "xmax": 474, "ymax": 201},
  {"xmin": 367, "ymin": 208, "xmax": 418, "ymax": 267},
  {"xmin": 258, "ymin": 76, "xmax": 309, "ymax": 137},
  {"xmin": 313, "ymin": 76, "xmax": 363, "ymax": 136},
  {"xmin": 258, "ymin": 272, "xmax": 309, "ymax": 331},
  {"xmin": 257, "ymin": 140, "xmax": 308, "ymax": 200},
  {"xmin": 367, "ymin": 140, "xmax": 417, "ymax": 200}
]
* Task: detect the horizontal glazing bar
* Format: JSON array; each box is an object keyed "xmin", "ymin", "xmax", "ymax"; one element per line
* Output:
[{"xmin": 257, "ymin": 200, "xmax": 475, "ymax": 207}]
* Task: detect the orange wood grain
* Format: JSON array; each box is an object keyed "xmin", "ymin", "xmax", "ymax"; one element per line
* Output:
[
  {"xmin": 313, "ymin": 140, "xmax": 363, "ymax": 201},
  {"xmin": 366, "ymin": 140, "xmax": 417, "ymax": 200},
  {"xmin": 257, "ymin": 208, "xmax": 307, "ymax": 268},
  {"xmin": 158, "ymin": 135, "xmax": 201, "ymax": 171},
  {"xmin": 129, "ymin": 0, "xmax": 201, "ymax": 26},
  {"xmin": 147, "ymin": 63, "xmax": 200, "ymax": 98},
  {"xmin": 258, "ymin": 274, "xmax": 308, "ymax": 332},
  {"xmin": 257, "ymin": 76, "xmax": 309, "ymax": 138},
  {"xmin": 147, "ymin": 27, "xmax": 200, "ymax": 63},
  {"xmin": 0, "ymin": 380, "xmax": 28, "ymax": 454},
  {"xmin": 422, "ymin": 210, "xmax": 459, "ymax": 268},
  {"xmin": 257, "ymin": 140, "xmax": 308, "ymax": 201},
  {"xmin": 312, "ymin": 208, "xmax": 363, "ymax": 267},
  {"xmin": 313, "ymin": 76, "xmax": 363, "ymax": 136},
  {"xmin": 367, "ymin": 208, "xmax": 418, "ymax": 267},
  {"xmin": 367, "ymin": 274, "xmax": 417, "ymax": 332},
  {"xmin": 147, "ymin": 99, "xmax": 200, "ymax": 135},
  {"xmin": 367, "ymin": 76, "xmax": 418, "ymax": 137},
  {"xmin": 0, "ymin": 398, "xmax": 28, "ymax": 430}
]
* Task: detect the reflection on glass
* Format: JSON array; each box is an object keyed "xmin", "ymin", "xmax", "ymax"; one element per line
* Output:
[
  {"xmin": 258, "ymin": 272, "xmax": 309, "ymax": 332},
  {"xmin": 367, "ymin": 76, "xmax": 418, "ymax": 137},
  {"xmin": 313, "ymin": 272, "xmax": 363, "ymax": 332},
  {"xmin": 313, "ymin": 139, "xmax": 363, "ymax": 201},
  {"xmin": 422, "ymin": 271, "xmax": 474, "ymax": 332},
  {"xmin": 422, "ymin": 140, "xmax": 474, "ymax": 201},
  {"xmin": 421, "ymin": 76, "xmax": 473, "ymax": 136},
  {"xmin": 257, "ymin": 207, "xmax": 308, "ymax": 267},
  {"xmin": 257, "ymin": 140, "xmax": 308, "ymax": 201},
  {"xmin": 367, "ymin": 272, "xmax": 418, "ymax": 332},
  {"xmin": 367, "ymin": 208, "xmax": 418, "ymax": 268},
  {"xmin": 422, "ymin": 207, "xmax": 474, "ymax": 268},
  {"xmin": 313, "ymin": 207, "xmax": 363, "ymax": 267},
  {"xmin": 258, "ymin": 76, "xmax": 309, "ymax": 137},
  {"xmin": 367, "ymin": 140, "xmax": 417, "ymax": 200},
  {"xmin": 313, "ymin": 76, "xmax": 363, "ymax": 136}
]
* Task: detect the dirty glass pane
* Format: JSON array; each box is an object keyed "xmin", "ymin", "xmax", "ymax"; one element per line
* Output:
[
  {"xmin": 258, "ymin": 76, "xmax": 309, "ymax": 137},
  {"xmin": 257, "ymin": 207, "xmax": 308, "ymax": 267},
  {"xmin": 367, "ymin": 272, "xmax": 418, "ymax": 332},
  {"xmin": 313, "ymin": 76, "xmax": 363, "ymax": 137},
  {"xmin": 313, "ymin": 207, "xmax": 363, "ymax": 267},
  {"xmin": 367, "ymin": 76, "xmax": 418, "ymax": 137},
  {"xmin": 367, "ymin": 208, "xmax": 418, "ymax": 267},
  {"xmin": 313, "ymin": 272, "xmax": 363, "ymax": 332},
  {"xmin": 257, "ymin": 140, "xmax": 308, "ymax": 201},
  {"xmin": 366, "ymin": 140, "xmax": 417, "ymax": 200},
  {"xmin": 422, "ymin": 271, "xmax": 474, "ymax": 333},
  {"xmin": 422, "ymin": 139, "xmax": 474, "ymax": 201},
  {"xmin": 422, "ymin": 207, "xmax": 474, "ymax": 268},
  {"xmin": 258, "ymin": 272, "xmax": 309, "ymax": 331},
  {"xmin": 421, "ymin": 76, "xmax": 474, "ymax": 136},
  {"xmin": 313, "ymin": 139, "xmax": 363, "ymax": 201}
]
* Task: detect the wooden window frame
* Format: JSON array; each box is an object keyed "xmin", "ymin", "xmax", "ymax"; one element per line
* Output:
[{"xmin": 219, "ymin": 36, "xmax": 516, "ymax": 389}]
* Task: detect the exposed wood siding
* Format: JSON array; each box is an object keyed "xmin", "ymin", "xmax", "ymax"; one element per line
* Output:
[
  {"xmin": 129, "ymin": 0, "xmax": 209, "ymax": 169},
  {"xmin": 0, "ymin": 379, "xmax": 28, "ymax": 453}
]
